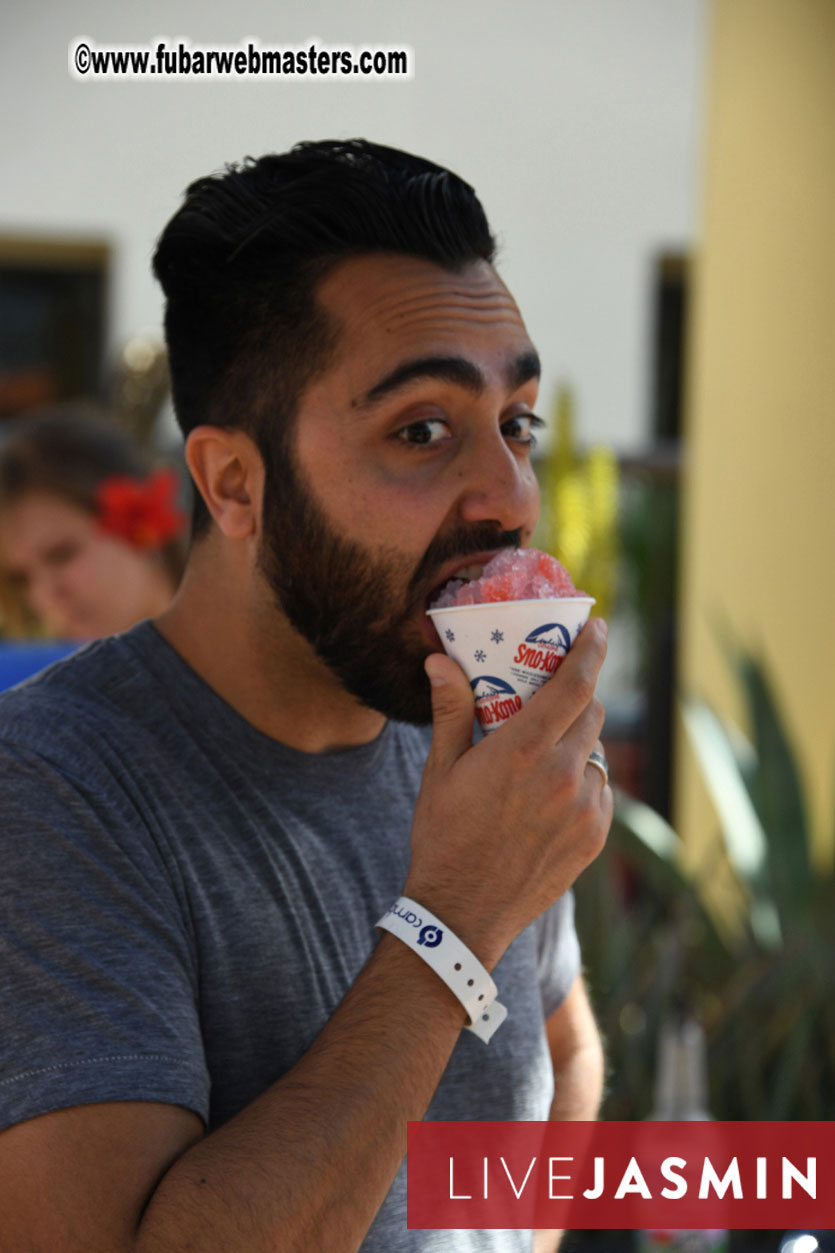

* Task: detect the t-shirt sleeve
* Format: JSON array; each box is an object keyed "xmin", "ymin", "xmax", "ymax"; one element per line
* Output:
[
  {"xmin": 0, "ymin": 735, "xmax": 210, "ymax": 1134},
  {"xmin": 534, "ymin": 889, "xmax": 581, "ymax": 1019}
]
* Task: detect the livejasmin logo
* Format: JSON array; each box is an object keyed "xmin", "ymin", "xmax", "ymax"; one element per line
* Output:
[
  {"xmin": 447, "ymin": 1153, "xmax": 816, "ymax": 1203},
  {"xmin": 406, "ymin": 1121, "xmax": 835, "ymax": 1231}
]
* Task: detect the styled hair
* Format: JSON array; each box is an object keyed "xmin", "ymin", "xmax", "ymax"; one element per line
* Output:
[{"xmin": 152, "ymin": 138, "xmax": 497, "ymax": 535}]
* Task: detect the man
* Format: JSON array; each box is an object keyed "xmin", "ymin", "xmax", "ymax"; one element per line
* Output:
[{"xmin": 0, "ymin": 140, "xmax": 612, "ymax": 1251}]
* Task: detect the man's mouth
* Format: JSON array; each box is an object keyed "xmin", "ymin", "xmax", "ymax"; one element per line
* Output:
[{"xmin": 423, "ymin": 552, "xmax": 505, "ymax": 612}]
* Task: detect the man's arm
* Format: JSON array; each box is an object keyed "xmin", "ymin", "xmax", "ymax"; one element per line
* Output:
[
  {"xmin": 545, "ymin": 975, "xmax": 605, "ymax": 1123},
  {"xmin": 0, "ymin": 935, "xmax": 472, "ymax": 1253},
  {"xmin": 0, "ymin": 622, "xmax": 611, "ymax": 1253},
  {"xmin": 534, "ymin": 975, "xmax": 605, "ymax": 1253}
]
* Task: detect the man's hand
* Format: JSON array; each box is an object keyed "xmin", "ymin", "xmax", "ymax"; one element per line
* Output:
[{"xmin": 406, "ymin": 618, "xmax": 612, "ymax": 967}]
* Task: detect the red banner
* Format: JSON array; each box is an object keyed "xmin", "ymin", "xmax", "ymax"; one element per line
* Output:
[{"xmin": 407, "ymin": 1121, "xmax": 835, "ymax": 1230}]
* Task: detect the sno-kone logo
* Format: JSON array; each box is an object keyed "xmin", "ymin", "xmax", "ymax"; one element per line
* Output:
[
  {"xmin": 512, "ymin": 622, "xmax": 572, "ymax": 682},
  {"xmin": 386, "ymin": 902, "xmax": 444, "ymax": 948},
  {"xmin": 470, "ymin": 675, "xmax": 523, "ymax": 729}
]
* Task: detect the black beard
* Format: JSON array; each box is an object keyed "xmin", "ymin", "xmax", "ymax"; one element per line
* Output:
[{"xmin": 257, "ymin": 447, "xmax": 520, "ymax": 724}]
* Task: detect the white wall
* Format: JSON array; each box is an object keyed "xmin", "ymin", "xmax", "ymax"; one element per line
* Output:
[{"xmin": 0, "ymin": 0, "xmax": 707, "ymax": 450}]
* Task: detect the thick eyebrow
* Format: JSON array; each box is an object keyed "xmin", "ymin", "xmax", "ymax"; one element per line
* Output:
[{"xmin": 357, "ymin": 349, "xmax": 541, "ymax": 410}]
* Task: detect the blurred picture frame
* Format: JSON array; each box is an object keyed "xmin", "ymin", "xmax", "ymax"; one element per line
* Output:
[{"xmin": 0, "ymin": 234, "xmax": 110, "ymax": 419}]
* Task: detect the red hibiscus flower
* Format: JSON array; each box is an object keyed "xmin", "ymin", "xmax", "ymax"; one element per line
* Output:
[{"xmin": 95, "ymin": 468, "xmax": 186, "ymax": 549}]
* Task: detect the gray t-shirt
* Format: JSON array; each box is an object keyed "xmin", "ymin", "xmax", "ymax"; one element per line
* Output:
[{"xmin": 0, "ymin": 620, "xmax": 580, "ymax": 1251}]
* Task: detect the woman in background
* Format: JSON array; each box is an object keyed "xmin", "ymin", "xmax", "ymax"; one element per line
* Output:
[{"xmin": 0, "ymin": 410, "xmax": 187, "ymax": 640}]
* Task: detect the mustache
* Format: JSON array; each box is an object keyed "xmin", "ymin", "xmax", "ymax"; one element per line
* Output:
[{"xmin": 408, "ymin": 523, "xmax": 522, "ymax": 600}]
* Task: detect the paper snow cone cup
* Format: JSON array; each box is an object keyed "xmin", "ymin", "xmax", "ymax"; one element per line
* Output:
[{"xmin": 426, "ymin": 597, "xmax": 595, "ymax": 733}]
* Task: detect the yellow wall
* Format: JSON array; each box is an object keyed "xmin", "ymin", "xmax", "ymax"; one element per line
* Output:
[{"xmin": 676, "ymin": 0, "xmax": 835, "ymax": 865}]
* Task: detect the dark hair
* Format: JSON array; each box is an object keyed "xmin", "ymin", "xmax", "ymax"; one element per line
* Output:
[
  {"xmin": 152, "ymin": 138, "xmax": 497, "ymax": 536},
  {"xmin": 0, "ymin": 408, "xmax": 151, "ymax": 510}
]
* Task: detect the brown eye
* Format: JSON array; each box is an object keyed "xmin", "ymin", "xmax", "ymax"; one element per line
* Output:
[
  {"xmin": 395, "ymin": 418, "xmax": 452, "ymax": 447},
  {"xmin": 502, "ymin": 414, "xmax": 544, "ymax": 446},
  {"xmin": 46, "ymin": 540, "xmax": 81, "ymax": 567}
]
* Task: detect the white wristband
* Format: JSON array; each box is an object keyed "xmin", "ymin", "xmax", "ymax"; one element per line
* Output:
[{"xmin": 376, "ymin": 896, "xmax": 507, "ymax": 1044}]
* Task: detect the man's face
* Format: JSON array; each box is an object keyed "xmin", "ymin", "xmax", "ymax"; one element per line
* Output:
[{"xmin": 257, "ymin": 254, "xmax": 541, "ymax": 724}]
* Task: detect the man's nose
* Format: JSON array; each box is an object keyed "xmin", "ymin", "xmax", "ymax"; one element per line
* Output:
[{"xmin": 455, "ymin": 430, "xmax": 539, "ymax": 535}]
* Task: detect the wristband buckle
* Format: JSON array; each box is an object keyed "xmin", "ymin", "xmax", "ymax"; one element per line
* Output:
[{"xmin": 376, "ymin": 896, "xmax": 507, "ymax": 1044}]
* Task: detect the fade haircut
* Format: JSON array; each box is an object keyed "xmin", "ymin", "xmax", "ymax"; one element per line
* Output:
[{"xmin": 152, "ymin": 138, "xmax": 497, "ymax": 536}]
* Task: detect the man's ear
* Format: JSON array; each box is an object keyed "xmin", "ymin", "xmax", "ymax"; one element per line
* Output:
[{"xmin": 184, "ymin": 426, "xmax": 264, "ymax": 539}]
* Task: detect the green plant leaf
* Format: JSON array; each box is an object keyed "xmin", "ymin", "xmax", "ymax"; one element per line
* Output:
[
  {"xmin": 577, "ymin": 625, "xmax": 835, "ymax": 1123},
  {"xmin": 680, "ymin": 695, "xmax": 782, "ymax": 949},
  {"xmin": 728, "ymin": 644, "xmax": 814, "ymax": 924},
  {"xmin": 612, "ymin": 787, "xmax": 682, "ymax": 863}
]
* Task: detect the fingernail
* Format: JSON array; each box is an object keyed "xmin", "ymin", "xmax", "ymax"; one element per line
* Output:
[
  {"xmin": 596, "ymin": 619, "xmax": 608, "ymax": 640},
  {"xmin": 424, "ymin": 656, "xmax": 447, "ymax": 687}
]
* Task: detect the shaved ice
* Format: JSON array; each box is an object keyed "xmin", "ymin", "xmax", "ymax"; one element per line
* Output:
[
  {"xmin": 430, "ymin": 548, "xmax": 583, "ymax": 609},
  {"xmin": 426, "ymin": 548, "xmax": 595, "ymax": 732}
]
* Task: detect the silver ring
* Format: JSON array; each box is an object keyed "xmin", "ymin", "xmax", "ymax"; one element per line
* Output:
[{"xmin": 587, "ymin": 750, "xmax": 609, "ymax": 785}]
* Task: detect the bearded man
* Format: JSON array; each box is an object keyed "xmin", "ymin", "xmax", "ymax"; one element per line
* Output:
[{"xmin": 0, "ymin": 139, "xmax": 612, "ymax": 1252}]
